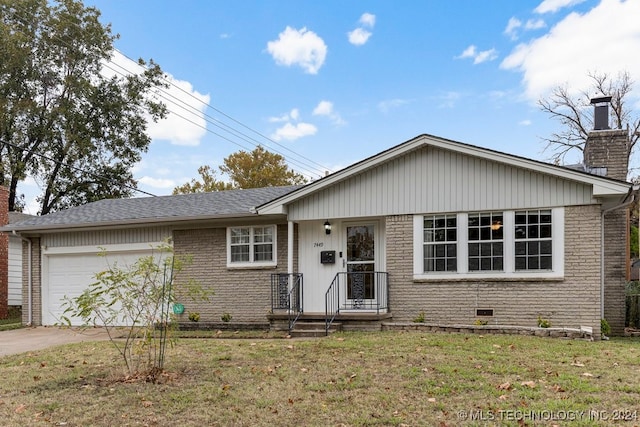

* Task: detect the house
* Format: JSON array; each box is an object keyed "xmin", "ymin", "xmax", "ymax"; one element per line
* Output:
[{"xmin": 4, "ymin": 103, "xmax": 633, "ymax": 339}]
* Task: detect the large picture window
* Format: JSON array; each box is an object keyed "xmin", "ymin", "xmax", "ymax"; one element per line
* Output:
[
  {"xmin": 413, "ymin": 209, "xmax": 563, "ymax": 280},
  {"xmin": 227, "ymin": 225, "xmax": 276, "ymax": 267}
]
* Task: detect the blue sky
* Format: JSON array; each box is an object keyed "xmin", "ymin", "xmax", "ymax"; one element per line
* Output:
[{"xmin": 20, "ymin": 0, "xmax": 640, "ymax": 213}]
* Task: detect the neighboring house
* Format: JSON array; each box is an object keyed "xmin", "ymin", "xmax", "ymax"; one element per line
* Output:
[{"xmin": 5, "ymin": 106, "xmax": 633, "ymax": 339}]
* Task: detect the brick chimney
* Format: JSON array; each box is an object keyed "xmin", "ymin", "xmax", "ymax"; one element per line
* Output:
[
  {"xmin": 584, "ymin": 96, "xmax": 629, "ymax": 181},
  {"xmin": 584, "ymin": 96, "xmax": 630, "ymax": 336},
  {"xmin": 0, "ymin": 186, "xmax": 8, "ymax": 319}
]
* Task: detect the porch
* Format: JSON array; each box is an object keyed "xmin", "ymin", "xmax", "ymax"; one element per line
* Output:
[{"xmin": 269, "ymin": 271, "xmax": 390, "ymax": 336}]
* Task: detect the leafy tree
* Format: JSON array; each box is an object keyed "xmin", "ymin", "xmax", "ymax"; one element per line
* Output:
[
  {"xmin": 61, "ymin": 242, "xmax": 210, "ymax": 380},
  {"xmin": 172, "ymin": 165, "xmax": 233, "ymax": 194},
  {"xmin": 174, "ymin": 146, "xmax": 308, "ymax": 194},
  {"xmin": 538, "ymin": 71, "xmax": 640, "ymax": 168},
  {"xmin": 0, "ymin": 0, "xmax": 167, "ymax": 213}
]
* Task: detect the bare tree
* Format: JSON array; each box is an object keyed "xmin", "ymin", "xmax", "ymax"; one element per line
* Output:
[{"xmin": 538, "ymin": 71, "xmax": 640, "ymax": 168}]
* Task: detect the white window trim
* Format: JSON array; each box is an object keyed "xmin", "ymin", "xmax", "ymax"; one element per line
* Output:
[
  {"xmin": 413, "ymin": 209, "xmax": 564, "ymax": 280},
  {"xmin": 226, "ymin": 225, "xmax": 278, "ymax": 268}
]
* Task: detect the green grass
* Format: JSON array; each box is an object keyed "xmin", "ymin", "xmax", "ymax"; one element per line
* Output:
[{"xmin": 1, "ymin": 331, "xmax": 640, "ymax": 426}]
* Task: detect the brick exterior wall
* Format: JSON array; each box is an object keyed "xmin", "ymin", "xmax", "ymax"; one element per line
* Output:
[
  {"xmin": 584, "ymin": 129, "xmax": 629, "ymax": 336},
  {"xmin": 22, "ymin": 237, "xmax": 40, "ymax": 325},
  {"xmin": 173, "ymin": 223, "xmax": 296, "ymax": 323},
  {"xmin": 386, "ymin": 206, "xmax": 603, "ymax": 340},
  {"xmin": 0, "ymin": 187, "xmax": 8, "ymax": 319}
]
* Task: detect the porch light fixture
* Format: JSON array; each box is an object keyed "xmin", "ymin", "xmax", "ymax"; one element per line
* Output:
[
  {"xmin": 324, "ymin": 220, "xmax": 332, "ymax": 235},
  {"xmin": 491, "ymin": 220, "xmax": 502, "ymax": 231}
]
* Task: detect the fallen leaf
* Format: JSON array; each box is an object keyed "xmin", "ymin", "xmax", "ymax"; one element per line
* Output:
[
  {"xmin": 250, "ymin": 343, "xmax": 257, "ymax": 346},
  {"xmin": 498, "ymin": 394, "xmax": 508, "ymax": 400},
  {"xmin": 427, "ymin": 397, "xmax": 436, "ymax": 403},
  {"xmin": 286, "ymin": 345, "xmax": 294, "ymax": 350},
  {"xmin": 15, "ymin": 404, "xmax": 26, "ymax": 414},
  {"xmin": 141, "ymin": 400, "xmax": 153, "ymax": 408},
  {"xmin": 300, "ymin": 368, "xmax": 308, "ymax": 373},
  {"xmin": 40, "ymin": 362, "xmax": 47, "ymax": 368},
  {"xmin": 582, "ymin": 372, "xmax": 594, "ymax": 377},
  {"xmin": 33, "ymin": 376, "xmax": 40, "ymax": 381},
  {"xmin": 552, "ymin": 384, "xmax": 565, "ymax": 392},
  {"xmin": 571, "ymin": 362, "xmax": 585, "ymax": 367},
  {"xmin": 288, "ymin": 398, "xmax": 294, "ymax": 405},
  {"xmin": 493, "ymin": 344, "xmax": 501, "ymax": 349},
  {"xmin": 497, "ymin": 382, "xmax": 512, "ymax": 390},
  {"xmin": 508, "ymin": 344, "xmax": 516, "ymax": 350},
  {"xmin": 520, "ymin": 381, "xmax": 537, "ymax": 388}
]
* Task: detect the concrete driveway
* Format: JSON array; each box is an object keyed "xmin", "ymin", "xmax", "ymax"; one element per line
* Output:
[{"xmin": 0, "ymin": 326, "xmax": 111, "ymax": 357}]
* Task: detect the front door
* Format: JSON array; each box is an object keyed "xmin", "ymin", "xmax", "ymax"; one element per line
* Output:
[{"xmin": 345, "ymin": 224, "xmax": 376, "ymax": 309}]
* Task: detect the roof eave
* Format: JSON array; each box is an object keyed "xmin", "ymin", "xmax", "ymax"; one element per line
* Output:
[{"xmin": 2, "ymin": 211, "xmax": 267, "ymax": 234}]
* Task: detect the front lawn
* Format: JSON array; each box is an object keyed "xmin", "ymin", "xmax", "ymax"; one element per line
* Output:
[{"xmin": 1, "ymin": 331, "xmax": 639, "ymax": 426}]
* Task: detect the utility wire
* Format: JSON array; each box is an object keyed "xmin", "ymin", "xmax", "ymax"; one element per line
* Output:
[{"xmin": 3, "ymin": 3, "xmax": 332, "ymax": 179}]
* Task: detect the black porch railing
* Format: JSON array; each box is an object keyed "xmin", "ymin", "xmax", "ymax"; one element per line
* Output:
[
  {"xmin": 325, "ymin": 271, "xmax": 389, "ymax": 335},
  {"xmin": 271, "ymin": 273, "xmax": 303, "ymax": 331}
]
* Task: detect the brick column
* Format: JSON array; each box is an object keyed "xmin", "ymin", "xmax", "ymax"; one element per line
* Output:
[{"xmin": 0, "ymin": 186, "xmax": 8, "ymax": 319}]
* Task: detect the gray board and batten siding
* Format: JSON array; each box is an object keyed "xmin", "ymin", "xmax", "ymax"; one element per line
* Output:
[{"xmin": 285, "ymin": 145, "xmax": 596, "ymax": 221}]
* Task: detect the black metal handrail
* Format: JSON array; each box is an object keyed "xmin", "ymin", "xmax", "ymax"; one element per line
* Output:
[
  {"xmin": 325, "ymin": 271, "xmax": 389, "ymax": 335},
  {"xmin": 271, "ymin": 273, "xmax": 303, "ymax": 331}
]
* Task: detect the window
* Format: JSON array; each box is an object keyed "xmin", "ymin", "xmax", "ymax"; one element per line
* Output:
[
  {"xmin": 423, "ymin": 215, "xmax": 457, "ymax": 272},
  {"xmin": 227, "ymin": 225, "xmax": 276, "ymax": 267},
  {"xmin": 468, "ymin": 212, "xmax": 503, "ymax": 271},
  {"xmin": 515, "ymin": 210, "xmax": 552, "ymax": 270},
  {"xmin": 413, "ymin": 209, "xmax": 563, "ymax": 280}
]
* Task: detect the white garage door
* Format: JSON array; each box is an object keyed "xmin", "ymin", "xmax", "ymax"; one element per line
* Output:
[{"xmin": 42, "ymin": 244, "xmax": 165, "ymax": 326}]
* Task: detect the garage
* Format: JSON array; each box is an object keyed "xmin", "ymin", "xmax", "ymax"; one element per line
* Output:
[{"xmin": 41, "ymin": 244, "xmax": 165, "ymax": 326}]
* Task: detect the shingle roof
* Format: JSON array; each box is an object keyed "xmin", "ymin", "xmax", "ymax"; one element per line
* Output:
[{"xmin": 5, "ymin": 186, "xmax": 300, "ymax": 232}]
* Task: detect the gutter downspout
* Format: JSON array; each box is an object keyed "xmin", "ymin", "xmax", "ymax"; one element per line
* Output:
[
  {"xmin": 13, "ymin": 231, "xmax": 32, "ymax": 326},
  {"xmin": 600, "ymin": 185, "xmax": 638, "ymax": 321}
]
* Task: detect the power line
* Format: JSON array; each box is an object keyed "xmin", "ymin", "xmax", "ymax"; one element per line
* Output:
[{"xmin": 3, "ymin": 2, "xmax": 333, "ymax": 180}]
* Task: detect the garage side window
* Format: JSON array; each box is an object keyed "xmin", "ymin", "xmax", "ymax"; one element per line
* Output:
[{"xmin": 227, "ymin": 225, "xmax": 277, "ymax": 268}]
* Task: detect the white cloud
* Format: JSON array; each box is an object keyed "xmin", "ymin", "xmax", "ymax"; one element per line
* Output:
[
  {"xmin": 138, "ymin": 176, "xmax": 175, "ymax": 189},
  {"xmin": 359, "ymin": 12, "xmax": 376, "ymax": 27},
  {"xmin": 459, "ymin": 45, "xmax": 477, "ymax": 59},
  {"xmin": 266, "ymin": 26, "xmax": 327, "ymax": 74},
  {"xmin": 437, "ymin": 92, "xmax": 462, "ymax": 109},
  {"xmin": 505, "ymin": 17, "xmax": 522, "ymax": 39},
  {"xmin": 378, "ymin": 98, "xmax": 410, "ymax": 113},
  {"xmin": 107, "ymin": 51, "xmax": 210, "ymax": 147},
  {"xmin": 146, "ymin": 77, "xmax": 210, "ymax": 146},
  {"xmin": 268, "ymin": 108, "xmax": 300, "ymax": 123},
  {"xmin": 271, "ymin": 122, "xmax": 318, "ymax": 141},
  {"xmin": 525, "ymin": 19, "xmax": 546, "ymax": 30},
  {"xmin": 456, "ymin": 45, "xmax": 498, "ymax": 64},
  {"xmin": 535, "ymin": 0, "xmax": 586, "ymax": 14},
  {"xmin": 348, "ymin": 13, "xmax": 376, "ymax": 46},
  {"xmin": 313, "ymin": 100, "xmax": 345, "ymax": 125},
  {"xmin": 501, "ymin": 0, "xmax": 640, "ymax": 102},
  {"xmin": 519, "ymin": 119, "xmax": 533, "ymax": 126},
  {"xmin": 474, "ymin": 48, "xmax": 498, "ymax": 64},
  {"xmin": 348, "ymin": 28, "xmax": 372, "ymax": 46}
]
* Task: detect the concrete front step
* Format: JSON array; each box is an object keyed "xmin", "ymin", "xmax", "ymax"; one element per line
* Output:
[{"xmin": 289, "ymin": 321, "xmax": 342, "ymax": 338}]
